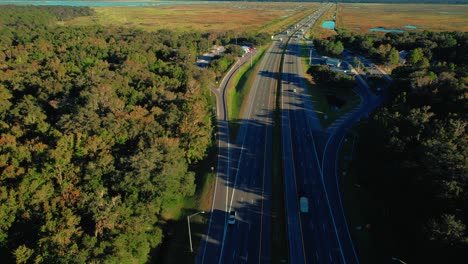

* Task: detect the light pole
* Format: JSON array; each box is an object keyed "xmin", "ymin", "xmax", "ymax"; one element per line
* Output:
[
  {"xmin": 187, "ymin": 211, "xmax": 205, "ymax": 253},
  {"xmin": 309, "ymin": 48, "xmax": 312, "ymax": 65},
  {"xmin": 391, "ymin": 257, "xmax": 408, "ymax": 264}
]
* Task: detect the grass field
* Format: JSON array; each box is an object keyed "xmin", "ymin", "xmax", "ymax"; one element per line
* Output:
[
  {"xmin": 307, "ymin": 3, "xmax": 337, "ymax": 39},
  {"xmin": 65, "ymin": 2, "xmax": 320, "ymax": 34},
  {"xmin": 336, "ymin": 3, "xmax": 468, "ymax": 33}
]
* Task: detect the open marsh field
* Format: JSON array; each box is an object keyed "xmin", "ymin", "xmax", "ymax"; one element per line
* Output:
[
  {"xmin": 64, "ymin": 2, "xmax": 319, "ymax": 33},
  {"xmin": 336, "ymin": 3, "xmax": 468, "ymax": 32}
]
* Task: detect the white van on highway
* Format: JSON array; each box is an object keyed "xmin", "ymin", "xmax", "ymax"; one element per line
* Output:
[{"xmin": 300, "ymin": 197, "xmax": 309, "ymax": 213}]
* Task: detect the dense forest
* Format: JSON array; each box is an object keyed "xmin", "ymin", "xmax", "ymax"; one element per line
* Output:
[
  {"xmin": 337, "ymin": 30, "xmax": 467, "ymax": 262},
  {"xmin": 0, "ymin": 6, "xmax": 223, "ymax": 263}
]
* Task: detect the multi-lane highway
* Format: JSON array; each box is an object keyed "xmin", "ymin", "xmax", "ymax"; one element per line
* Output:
[
  {"xmin": 281, "ymin": 8, "xmax": 351, "ymax": 263},
  {"xmin": 197, "ymin": 17, "xmax": 281, "ymax": 264},
  {"xmin": 195, "ymin": 2, "xmax": 390, "ymax": 263}
]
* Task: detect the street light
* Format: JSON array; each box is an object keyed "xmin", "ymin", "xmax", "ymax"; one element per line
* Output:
[
  {"xmin": 391, "ymin": 257, "xmax": 408, "ymax": 264},
  {"xmin": 187, "ymin": 211, "xmax": 205, "ymax": 253}
]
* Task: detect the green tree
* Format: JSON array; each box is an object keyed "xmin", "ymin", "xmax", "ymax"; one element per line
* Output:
[
  {"xmin": 407, "ymin": 48, "xmax": 425, "ymax": 65},
  {"xmin": 387, "ymin": 47, "xmax": 400, "ymax": 65},
  {"xmin": 428, "ymin": 214, "xmax": 467, "ymax": 245}
]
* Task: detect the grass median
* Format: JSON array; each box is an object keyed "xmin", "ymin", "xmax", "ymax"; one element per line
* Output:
[
  {"xmin": 271, "ymin": 42, "xmax": 289, "ymax": 263},
  {"xmin": 227, "ymin": 49, "xmax": 266, "ymax": 141}
]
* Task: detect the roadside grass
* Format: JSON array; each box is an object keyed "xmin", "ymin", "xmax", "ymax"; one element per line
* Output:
[
  {"xmin": 299, "ymin": 42, "xmax": 360, "ymax": 128},
  {"xmin": 271, "ymin": 44, "xmax": 288, "ymax": 264},
  {"xmin": 64, "ymin": 3, "xmax": 322, "ymax": 33},
  {"xmin": 336, "ymin": 3, "xmax": 468, "ymax": 33},
  {"xmin": 227, "ymin": 49, "xmax": 266, "ymax": 141}
]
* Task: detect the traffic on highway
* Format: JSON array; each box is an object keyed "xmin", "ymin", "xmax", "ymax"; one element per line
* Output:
[{"xmin": 197, "ymin": 2, "xmax": 390, "ymax": 263}]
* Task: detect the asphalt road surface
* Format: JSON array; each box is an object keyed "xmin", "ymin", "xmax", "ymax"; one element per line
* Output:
[
  {"xmin": 197, "ymin": 27, "xmax": 280, "ymax": 264},
  {"xmin": 195, "ymin": 2, "xmax": 390, "ymax": 263}
]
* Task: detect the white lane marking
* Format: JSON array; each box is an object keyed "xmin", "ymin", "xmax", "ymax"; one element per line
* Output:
[
  {"xmin": 335, "ymin": 134, "xmax": 360, "ymax": 262},
  {"xmin": 251, "ymin": 199, "xmax": 254, "ymax": 205},
  {"xmin": 201, "ymin": 123, "xmax": 229, "ymax": 263},
  {"xmin": 316, "ymin": 250, "xmax": 319, "ymax": 261},
  {"xmin": 219, "ymin": 41, "xmax": 273, "ymax": 264},
  {"xmin": 233, "ymin": 250, "xmax": 236, "ymax": 260}
]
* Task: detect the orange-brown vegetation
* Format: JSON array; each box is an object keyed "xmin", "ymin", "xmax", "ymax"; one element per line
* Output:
[
  {"xmin": 66, "ymin": 3, "xmax": 320, "ymax": 34},
  {"xmin": 336, "ymin": 3, "xmax": 468, "ymax": 33}
]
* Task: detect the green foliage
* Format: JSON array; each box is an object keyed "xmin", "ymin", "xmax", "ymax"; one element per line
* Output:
[
  {"xmin": 428, "ymin": 214, "xmax": 468, "ymax": 245},
  {"xmin": 352, "ymin": 31, "xmax": 468, "ymax": 262},
  {"xmin": 313, "ymin": 38, "xmax": 344, "ymax": 57},
  {"xmin": 307, "ymin": 65, "xmax": 355, "ymax": 91},
  {"xmin": 210, "ymin": 54, "xmax": 236, "ymax": 74},
  {"xmin": 0, "ymin": 6, "xmax": 213, "ymax": 263},
  {"xmin": 225, "ymin": 44, "xmax": 245, "ymax": 57},
  {"xmin": 249, "ymin": 32, "xmax": 271, "ymax": 46},
  {"xmin": 407, "ymin": 48, "xmax": 425, "ymax": 65}
]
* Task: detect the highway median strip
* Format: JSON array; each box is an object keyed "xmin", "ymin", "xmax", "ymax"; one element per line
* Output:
[{"xmin": 227, "ymin": 49, "xmax": 266, "ymax": 141}]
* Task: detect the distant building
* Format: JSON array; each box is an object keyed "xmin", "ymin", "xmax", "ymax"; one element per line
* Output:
[
  {"xmin": 325, "ymin": 58, "xmax": 341, "ymax": 68},
  {"xmin": 196, "ymin": 45, "xmax": 225, "ymax": 68},
  {"xmin": 240, "ymin": 46, "xmax": 252, "ymax": 54},
  {"xmin": 399, "ymin": 50, "xmax": 408, "ymax": 64}
]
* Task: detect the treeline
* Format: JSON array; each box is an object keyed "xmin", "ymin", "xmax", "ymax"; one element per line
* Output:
[
  {"xmin": 0, "ymin": 6, "xmax": 219, "ymax": 263},
  {"xmin": 334, "ymin": 29, "xmax": 466, "ymax": 66},
  {"xmin": 0, "ymin": 5, "xmax": 94, "ymax": 27},
  {"xmin": 351, "ymin": 31, "xmax": 467, "ymax": 262}
]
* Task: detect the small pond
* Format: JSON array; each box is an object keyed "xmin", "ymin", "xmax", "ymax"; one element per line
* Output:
[
  {"xmin": 403, "ymin": 25, "xmax": 420, "ymax": 29},
  {"xmin": 322, "ymin": 20, "xmax": 335, "ymax": 30},
  {"xmin": 370, "ymin": 27, "xmax": 405, "ymax": 33}
]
